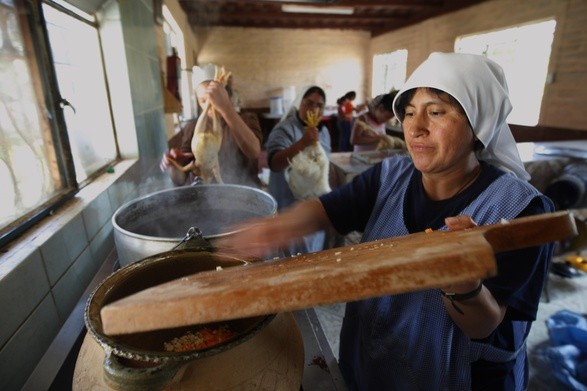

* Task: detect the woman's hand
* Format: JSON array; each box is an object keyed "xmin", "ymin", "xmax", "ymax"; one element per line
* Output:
[
  {"xmin": 440, "ymin": 215, "xmax": 481, "ymax": 293},
  {"xmin": 439, "ymin": 214, "xmax": 506, "ymax": 339},
  {"xmin": 160, "ymin": 149, "xmax": 194, "ymax": 171},
  {"xmin": 445, "ymin": 215, "xmax": 476, "ymax": 230},
  {"xmin": 301, "ymin": 126, "xmax": 319, "ymax": 147},
  {"xmin": 160, "ymin": 149, "xmax": 194, "ymax": 186},
  {"xmin": 216, "ymin": 199, "xmax": 331, "ymax": 260},
  {"xmin": 204, "ymin": 81, "xmax": 232, "ymax": 115}
]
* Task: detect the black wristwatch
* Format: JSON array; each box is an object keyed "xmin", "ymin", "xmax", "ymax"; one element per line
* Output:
[{"xmin": 439, "ymin": 282, "xmax": 483, "ymax": 315}]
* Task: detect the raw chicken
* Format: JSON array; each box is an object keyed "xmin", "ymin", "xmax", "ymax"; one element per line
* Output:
[
  {"xmin": 285, "ymin": 108, "xmax": 331, "ymax": 200},
  {"xmin": 169, "ymin": 66, "xmax": 231, "ymax": 184},
  {"xmin": 377, "ymin": 134, "xmax": 406, "ymax": 151},
  {"xmin": 355, "ymin": 120, "xmax": 406, "ymax": 151}
]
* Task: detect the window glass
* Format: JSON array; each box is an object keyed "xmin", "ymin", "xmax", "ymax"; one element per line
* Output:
[
  {"xmin": 0, "ymin": 2, "xmax": 64, "ymax": 229},
  {"xmin": 455, "ymin": 20, "xmax": 556, "ymax": 126},
  {"xmin": 1, "ymin": 1, "xmax": 124, "ymax": 247},
  {"xmin": 372, "ymin": 49, "xmax": 407, "ymax": 97},
  {"xmin": 43, "ymin": 3, "xmax": 117, "ymax": 182}
]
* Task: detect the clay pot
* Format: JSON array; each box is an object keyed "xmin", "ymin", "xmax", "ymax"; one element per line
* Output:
[{"xmin": 84, "ymin": 247, "xmax": 283, "ymax": 390}]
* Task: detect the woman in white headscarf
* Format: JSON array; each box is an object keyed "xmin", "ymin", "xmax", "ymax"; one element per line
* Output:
[{"xmin": 218, "ymin": 53, "xmax": 554, "ymax": 390}]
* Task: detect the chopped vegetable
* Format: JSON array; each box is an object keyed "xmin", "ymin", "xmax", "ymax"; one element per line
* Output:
[{"xmin": 163, "ymin": 325, "xmax": 236, "ymax": 352}]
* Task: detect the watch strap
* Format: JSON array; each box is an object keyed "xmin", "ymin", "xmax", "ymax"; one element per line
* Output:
[{"xmin": 439, "ymin": 282, "xmax": 483, "ymax": 315}]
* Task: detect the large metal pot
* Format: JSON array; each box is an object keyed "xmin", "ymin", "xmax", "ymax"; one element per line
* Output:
[{"xmin": 112, "ymin": 184, "xmax": 277, "ymax": 266}]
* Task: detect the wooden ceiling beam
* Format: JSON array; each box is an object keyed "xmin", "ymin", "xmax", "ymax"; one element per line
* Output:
[
  {"xmin": 180, "ymin": 0, "xmax": 441, "ymax": 9},
  {"xmin": 180, "ymin": 0, "xmax": 491, "ymax": 35},
  {"xmin": 179, "ymin": 0, "xmax": 440, "ymax": 10},
  {"xmin": 199, "ymin": 12, "xmax": 401, "ymax": 23}
]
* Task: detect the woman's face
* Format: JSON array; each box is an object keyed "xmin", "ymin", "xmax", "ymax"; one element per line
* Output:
[
  {"xmin": 195, "ymin": 82, "xmax": 209, "ymax": 107},
  {"xmin": 402, "ymin": 88, "xmax": 475, "ymax": 175},
  {"xmin": 299, "ymin": 92, "xmax": 325, "ymax": 121}
]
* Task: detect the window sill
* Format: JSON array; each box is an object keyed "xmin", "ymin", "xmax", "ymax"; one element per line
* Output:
[{"xmin": 0, "ymin": 158, "xmax": 137, "ymax": 274}]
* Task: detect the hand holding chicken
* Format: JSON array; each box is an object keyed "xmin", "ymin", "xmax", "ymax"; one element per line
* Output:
[
  {"xmin": 285, "ymin": 108, "xmax": 331, "ymax": 200},
  {"xmin": 167, "ymin": 66, "xmax": 232, "ymax": 184},
  {"xmin": 355, "ymin": 120, "xmax": 406, "ymax": 151}
]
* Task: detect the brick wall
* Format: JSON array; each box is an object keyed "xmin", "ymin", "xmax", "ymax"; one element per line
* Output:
[
  {"xmin": 195, "ymin": 27, "xmax": 371, "ymax": 108},
  {"xmin": 187, "ymin": 0, "xmax": 586, "ymax": 132},
  {"xmin": 369, "ymin": 0, "xmax": 586, "ymax": 131}
]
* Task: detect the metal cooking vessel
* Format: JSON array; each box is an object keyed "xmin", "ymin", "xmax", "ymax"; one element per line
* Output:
[
  {"xmin": 85, "ymin": 245, "xmax": 274, "ymax": 390},
  {"xmin": 112, "ymin": 184, "xmax": 277, "ymax": 266}
]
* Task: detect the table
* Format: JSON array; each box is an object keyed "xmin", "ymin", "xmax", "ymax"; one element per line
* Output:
[
  {"xmin": 329, "ymin": 141, "xmax": 587, "ymax": 190},
  {"xmin": 329, "ymin": 150, "xmax": 407, "ymax": 187}
]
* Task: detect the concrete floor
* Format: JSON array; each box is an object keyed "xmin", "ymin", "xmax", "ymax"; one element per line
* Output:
[{"xmin": 314, "ymin": 253, "xmax": 587, "ymax": 391}]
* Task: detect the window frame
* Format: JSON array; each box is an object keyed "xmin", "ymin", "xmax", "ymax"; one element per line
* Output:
[{"xmin": 0, "ymin": 0, "xmax": 120, "ymax": 248}]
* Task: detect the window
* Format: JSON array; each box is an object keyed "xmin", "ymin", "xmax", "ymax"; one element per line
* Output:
[
  {"xmin": 455, "ymin": 20, "xmax": 556, "ymax": 126},
  {"xmin": 0, "ymin": 1, "xmax": 69, "ymax": 240},
  {"xmin": 371, "ymin": 49, "xmax": 407, "ymax": 97},
  {"xmin": 43, "ymin": 3, "xmax": 118, "ymax": 183},
  {"xmin": 0, "ymin": 0, "xmax": 122, "ymax": 247}
]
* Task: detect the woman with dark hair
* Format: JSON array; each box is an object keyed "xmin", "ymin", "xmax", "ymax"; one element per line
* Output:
[
  {"xmin": 350, "ymin": 91, "xmax": 401, "ymax": 152},
  {"xmin": 219, "ymin": 53, "xmax": 554, "ymax": 390},
  {"xmin": 265, "ymin": 86, "xmax": 332, "ymax": 255}
]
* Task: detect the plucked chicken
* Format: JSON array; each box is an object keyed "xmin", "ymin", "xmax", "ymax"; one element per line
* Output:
[
  {"xmin": 168, "ymin": 66, "xmax": 231, "ymax": 184},
  {"xmin": 285, "ymin": 108, "xmax": 331, "ymax": 200},
  {"xmin": 377, "ymin": 134, "xmax": 406, "ymax": 151},
  {"xmin": 354, "ymin": 119, "xmax": 406, "ymax": 151}
]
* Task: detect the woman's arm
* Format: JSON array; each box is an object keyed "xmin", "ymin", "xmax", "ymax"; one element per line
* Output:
[
  {"xmin": 269, "ymin": 126, "xmax": 319, "ymax": 172},
  {"xmin": 440, "ymin": 215, "xmax": 507, "ymax": 339},
  {"xmin": 217, "ymin": 198, "xmax": 333, "ymax": 259},
  {"xmin": 351, "ymin": 119, "xmax": 383, "ymax": 146},
  {"xmin": 207, "ymin": 81, "xmax": 261, "ymax": 159}
]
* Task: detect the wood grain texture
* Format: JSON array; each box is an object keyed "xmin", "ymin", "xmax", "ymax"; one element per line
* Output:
[{"xmin": 101, "ymin": 211, "xmax": 576, "ymax": 335}]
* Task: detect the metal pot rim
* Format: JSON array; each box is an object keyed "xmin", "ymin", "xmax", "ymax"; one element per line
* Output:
[{"xmin": 111, "ymin": 184, "xmax": 277, "ymax": 242}]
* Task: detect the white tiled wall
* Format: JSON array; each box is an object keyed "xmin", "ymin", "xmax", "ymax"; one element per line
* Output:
[
  {"xmin": 0, "ymin": 1, "xmax": 169, "ymax": 388},
  {"xmin": 0, "ymin": 161, "xmax": 138, "ymax": 390}
]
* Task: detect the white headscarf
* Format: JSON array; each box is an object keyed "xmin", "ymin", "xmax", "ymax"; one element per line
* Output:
[
  {"xmin": 280, "ymin": 86, "xmax": 304, "ymax": 122},
  {"xmin": 392, "ymin": 52, "xmax": 529, "ymax": 181},
  {"xmin": 280, "ymin": 85, "xmax": 324, "ymax": 123}
]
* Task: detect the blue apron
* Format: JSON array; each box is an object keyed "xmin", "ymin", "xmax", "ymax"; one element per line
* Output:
[{"xmin": 339, "ymin": 156, "xmax": 547, "ymax": 390}]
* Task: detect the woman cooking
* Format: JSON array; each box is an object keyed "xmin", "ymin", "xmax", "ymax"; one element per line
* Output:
[
  {"xmin": 350, "ymin": 91, "xmax": 398, "ymax": 151},
  {"xmin": 218, "ymin": 52, "xmax": 554, "ymax": 390},
  {"xmin": 160, "ymin": 79, "xmax": 262, "ymax": 187}
]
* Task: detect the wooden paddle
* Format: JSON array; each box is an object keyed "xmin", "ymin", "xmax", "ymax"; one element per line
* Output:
[{"xmin": 101, "ymin": 211, "xmax": 576, "ymax": 335}]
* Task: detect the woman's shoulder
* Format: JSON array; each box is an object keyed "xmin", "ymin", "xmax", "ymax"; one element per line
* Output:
[
  {"xmin": 378, "ymin": 154, "xmax": 414, "ymax": 183},
  {"xmin": 272, "ymin": 116, "xmax": 301, "ymax": 135},
  {"xmin": 488, "ymin": 165, "xmax": 542, "ymax": 195},
  {"xmin": 465, "ymin": 164, "xmax": 554, "ymax": 223},
  {"xmin": 266, "ymin": 116, "xmax": 302, "ymax": 147}
]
